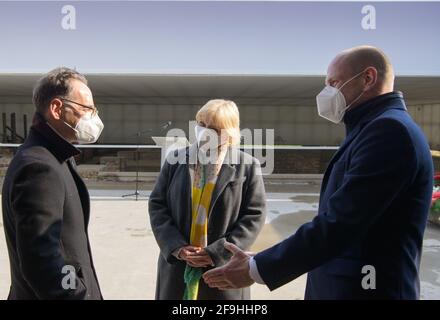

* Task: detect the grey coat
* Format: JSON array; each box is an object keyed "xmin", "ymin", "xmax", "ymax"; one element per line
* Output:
[{"xmin": 148, "ymin": 144, "xmax": 266, "ymax": 300}]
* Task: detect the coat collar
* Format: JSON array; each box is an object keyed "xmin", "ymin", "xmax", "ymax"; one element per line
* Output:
[
  {"xmin": 186, "ymin": 142, "xmax": 240, "ymax": 166},
  {"xmin": 30, "ymin": 112, "xmax": 81, "ymax": 163},
  {"xmin": 343, "ymin": 91, "xmax": 406, "ymax": 135},
  {"xmin": 185, "ymin": 143, "xmax": 239, "ymax": 220}
]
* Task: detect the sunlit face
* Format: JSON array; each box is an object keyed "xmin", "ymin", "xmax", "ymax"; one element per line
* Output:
[
  {"xmin": 196, "ymin": 119, "xmax": 229, "ymax": 149},
  {"xmin": 61, "ymin": 79, "xmax": 96, "ymax": 126},
  {"xmin": 325, "ymin": 55, "xmax": 365, "ymax": 107},
  {"xmin": 47, "ymin": 79, "xmax": 97, "ymax": 143}
]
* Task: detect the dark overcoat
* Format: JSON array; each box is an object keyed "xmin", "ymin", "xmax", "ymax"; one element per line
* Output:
[
  {"xmin": 255, "ymin": 92, "xmax": 434, "ymax": 299},
  {"xmin": 2, "ymin": 113, "xmax": 102, "ymax": 300}
]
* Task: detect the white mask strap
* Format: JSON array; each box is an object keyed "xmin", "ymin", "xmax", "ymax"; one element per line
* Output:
[
  {"xmin": 338, "ymin": 69, "xmax": 366, "ymax": 91},
  {"xmin": 63, "ymin": 120, "xmax": 79, "ymax": 133}
]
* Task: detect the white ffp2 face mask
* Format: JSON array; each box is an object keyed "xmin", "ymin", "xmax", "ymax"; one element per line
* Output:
[
  {"xmin": 316, "ymin": 70, "xmax": 367, "ymax": 124},
  {"xmin": 64, "ymin": 113, "xmax": 104, "ymax": 144},
  {"xmin": 195, "ymin": 125, "xmax": 214, "ymax": 146},
  {"xmin": 194, "ymin": 125, "xmax": 228, "ymax": 149}
]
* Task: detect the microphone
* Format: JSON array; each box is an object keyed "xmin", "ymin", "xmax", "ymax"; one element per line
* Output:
[
  {"xmin": 161, "ymin": 121, "xmax": 172, "ymax": 130},
  {"xmin": 131, "ymin": 121, "xmax": 171, "ymax": 137}
]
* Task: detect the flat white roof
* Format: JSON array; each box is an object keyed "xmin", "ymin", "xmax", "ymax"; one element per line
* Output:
[{"xmin": 0, "ymin": 74, "xmax": 439, "ymax": 106}]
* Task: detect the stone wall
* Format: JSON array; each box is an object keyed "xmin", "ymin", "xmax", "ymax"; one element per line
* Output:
[{"xmin": 1, "ymin": 148, "xmax": 438, "ymax": 177}]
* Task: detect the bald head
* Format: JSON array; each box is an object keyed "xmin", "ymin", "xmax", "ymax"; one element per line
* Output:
[
  {"xmin": 325, "ymin": 45, "xmax": 395, "ymax": 110},
  {"xmin": 338, "ymin": 45, "xmax": 394, "ymax": 85}
]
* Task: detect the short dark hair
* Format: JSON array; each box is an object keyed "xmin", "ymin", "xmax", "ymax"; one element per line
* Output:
[{"xmin": 32, "ymin": 67, "xmax": 88, "ymax": 113}]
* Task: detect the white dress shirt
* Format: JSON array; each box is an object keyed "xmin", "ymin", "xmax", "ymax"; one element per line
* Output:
[{"xmin": 248, "ymin": 256, "xmax": 265, "ymax": 284}]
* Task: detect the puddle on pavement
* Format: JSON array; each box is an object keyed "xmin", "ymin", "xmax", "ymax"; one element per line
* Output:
[{"xmin": 252, "ymin": 210, "xmax": 315, "ymax": 252}]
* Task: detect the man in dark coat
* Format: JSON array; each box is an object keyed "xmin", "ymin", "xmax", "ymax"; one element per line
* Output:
[
  {"xmin": 204, "ymin": 46, "xmax": 434, "ymax": 300},
  {"xmin": 2, "ymin": 67, "xmax": 104, "ymax": 299}
]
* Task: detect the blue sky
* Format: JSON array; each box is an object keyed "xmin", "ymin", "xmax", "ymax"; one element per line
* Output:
[{"xmin": 0, "ymin": 1, "xmax": 439, "ymax": 75}]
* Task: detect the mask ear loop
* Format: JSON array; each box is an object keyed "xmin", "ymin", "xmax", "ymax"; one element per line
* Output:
[
  {"xmin": 346, "ymin": 89, "xmax": 366, "ymax": 109},
  {"xmin": 338, "ymin": 69, "xmax": 366, "ymax": 91},
  {"xmin": 59, "ymin": 105, "xmax": 79, "ymax": 134},
  {"xmin": 337, "ymin": 69, "xmax": 369, "ymax": 110},
  {"xmin": 62, "ymin": 108, "xmax": 96, "ymax": 141}
]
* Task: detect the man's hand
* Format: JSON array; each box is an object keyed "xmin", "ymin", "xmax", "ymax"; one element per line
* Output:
[
  {"xmin": 179, "ymin": 246, "xmax": 214, "ymax": 268},
  {"xmin": 202, "ymin": 242, "xmax": 255, "ymax": 289}
]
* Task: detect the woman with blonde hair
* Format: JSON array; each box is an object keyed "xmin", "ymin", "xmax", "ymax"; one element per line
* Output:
[{"xmin": 149, "ymin": 99, "xmax": 266, "ymax": 300}]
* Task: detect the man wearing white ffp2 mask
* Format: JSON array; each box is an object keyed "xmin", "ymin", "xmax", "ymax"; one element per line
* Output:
[
  {"xmin": 38, "ymin": 77, "xmax": 105, "ymax": 145},
  {"xmin": 2, "ymin": 67, "xmax": 103, "ymax": 300},
  {"xmin": 203, "ymin": 46, "xmax": 435, "ymax": 300},
  {"xmin": 316, "ymin": 69, "xmax": 369, "ymax": 124},
  {"xmin": 60, "ymin": 97, "xmax": 104, "ymax": 144}
]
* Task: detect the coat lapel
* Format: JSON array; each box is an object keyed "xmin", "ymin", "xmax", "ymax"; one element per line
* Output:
[
  {"xmin": 67, "ymin": 158, "xmax": 91, "ymax": 227},
  {"xmin": 209, "ymin": 164, "xmax": 236, "ymax": 217},
  {"xmin": 208, "ymin": 147, "xmax": 238, "ymax": 222},
  {"xmin": 185, "ymin": 144, "xmax": 238, "ymax": 224},
  {"xmin": 319, "ymin": 125, "xmax": 363, "ymax": 197}
]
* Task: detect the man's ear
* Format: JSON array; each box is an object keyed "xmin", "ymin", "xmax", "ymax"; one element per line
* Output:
[
  {"xmin": 47, "ymin": 98, "xmax": 63, "ymax": 120},
  {"xmin": 364, "ymin": 67, "xmax": 378, "ymax": 89}
]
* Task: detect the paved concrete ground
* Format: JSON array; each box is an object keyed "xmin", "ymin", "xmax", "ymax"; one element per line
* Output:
[{"xmin": 1, "ymin": 181, "xmax": 439, "ymax": 299}]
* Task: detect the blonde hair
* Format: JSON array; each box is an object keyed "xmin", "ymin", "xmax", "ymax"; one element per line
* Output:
[{"xmin": 196, "ymin": 99, "xmax": 241, "ymax": 146}]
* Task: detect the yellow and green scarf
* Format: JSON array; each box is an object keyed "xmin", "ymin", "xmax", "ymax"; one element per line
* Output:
[{"xmin": 183, "ymin": 163, "xmax": 218, "ymax": 300}]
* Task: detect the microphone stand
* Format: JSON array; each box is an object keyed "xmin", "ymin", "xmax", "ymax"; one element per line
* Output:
[
  {"xmin": 122, "ymin": 130, "xmax": 151, "ymax": 201},
  {"xmin": 122, "ymin": 122, "xmax": 171, "ymax": 201}
]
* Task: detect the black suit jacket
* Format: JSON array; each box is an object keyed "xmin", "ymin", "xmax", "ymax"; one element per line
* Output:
[
  {"xmin": 2, "ymin": 113, "xmax": 102, "ymax": 300},
  {"xmin": 254, "ymin": 92, "xmax": 434, "ymax": 299}
]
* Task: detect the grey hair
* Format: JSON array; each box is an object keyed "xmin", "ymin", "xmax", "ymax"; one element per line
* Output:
[{"xmin": 32, "ymin": 67, "xmax": 88, "ymax": 113}]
